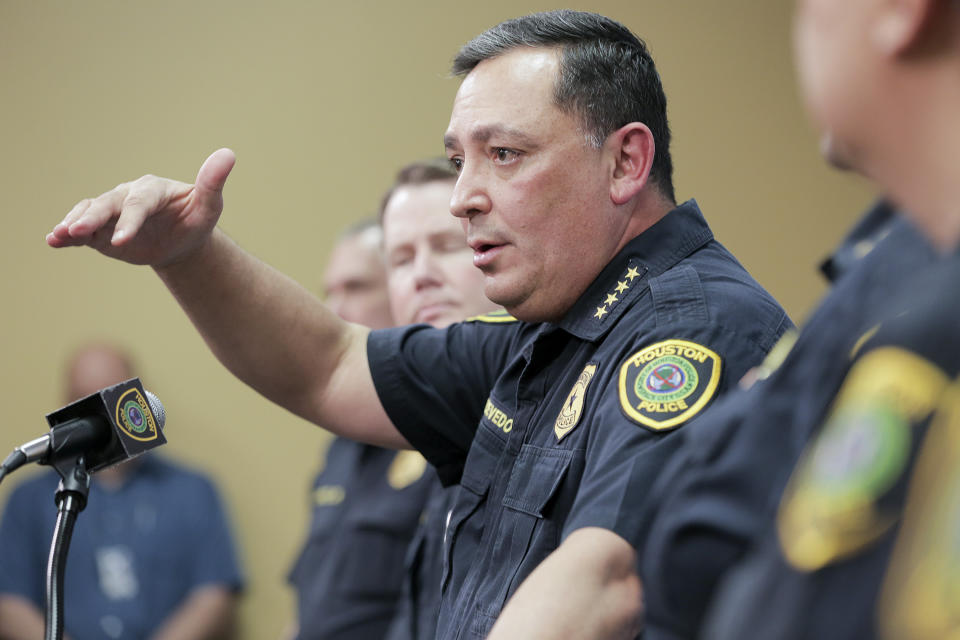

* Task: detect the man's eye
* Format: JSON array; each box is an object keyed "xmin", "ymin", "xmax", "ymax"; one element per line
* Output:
[
  {"xmin": 448, "ymin": 157, "xmax": 464, "ymax": 172},
  {"xmin": 494, "ymin": 148, "xmax": 518, "ymax": 163},
  {"xmin": 390, "ymin": 254, "xmax": 413, "ymax": 268}
]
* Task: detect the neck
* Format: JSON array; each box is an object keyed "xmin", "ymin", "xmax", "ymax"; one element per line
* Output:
[
  {"xmin": 615, "ymin": 190, "xmax": 675, "ymax": 255},
  {"xmin": 863, "ymin": 54, "xmax": 960, "ymax": 251}
]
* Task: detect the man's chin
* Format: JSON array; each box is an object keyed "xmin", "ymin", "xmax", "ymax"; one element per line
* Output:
[
  {"xmin": 821, "ymin": 132, "xmax": 856, "ymax": 172},
  {"xmin": 485, "ymin": 289, "xmax": 521, "ymax": 316}
]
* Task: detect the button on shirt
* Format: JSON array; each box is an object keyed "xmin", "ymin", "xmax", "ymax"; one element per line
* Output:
[{"xmin": 367, "ymin": 200, "xmax": 791, "ymax": 639}]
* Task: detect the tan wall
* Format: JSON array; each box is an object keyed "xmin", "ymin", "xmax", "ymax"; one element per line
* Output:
[{"xmin": 0, "ymin": 1, "xmax": 872, "ymax": 638}]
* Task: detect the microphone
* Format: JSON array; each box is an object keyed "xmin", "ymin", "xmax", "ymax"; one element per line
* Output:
[{"xmin": 0, "ymin": 378, "xmax": 167, "ymax": 484}]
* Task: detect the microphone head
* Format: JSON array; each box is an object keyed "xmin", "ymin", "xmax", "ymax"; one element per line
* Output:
[
  {"xmin": 45, "ymin": 378, "xmax": 166, "ymax": 473},
  {"xmin": 145, "ymin": 390, "xmax": 166, "ymax": 430}
]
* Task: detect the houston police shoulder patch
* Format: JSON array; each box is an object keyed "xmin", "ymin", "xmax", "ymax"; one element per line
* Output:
[
  {"xmin": 555, "ymin": 363, "xmax": 598, "ymax": 441},
  {"xmin": 777, "ymin": 347, "xmax": 948, "ymax": 572},
  {"xmin": 879, "ymin": 383, "xmax": 960, "ymax": 639},
  {"xmin": 618, "ymin": 339, "xmax": 722, "ymax": 431},
  {"xmin": 465, "ymin": 309, "xmax": 518, "ymax": 324}
]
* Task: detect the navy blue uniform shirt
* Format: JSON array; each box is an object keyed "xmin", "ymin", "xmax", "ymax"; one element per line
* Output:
[
  {"xmin": 368, "ymin": 200, "xmax": 791, "ymax": 639},
  {"xmin": 638, "ymin": 205, "xmax": 939, "ymax": 639},
  {"xmin": 702, "ymin": 251, "xmax": 960, "ymax": 640},
  {"xmin": 288, "ymin": 437, "xmax": 438, "ymax": 640}
]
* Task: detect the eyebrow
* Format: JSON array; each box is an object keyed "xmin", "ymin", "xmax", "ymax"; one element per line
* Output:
[{"xmin": 444, "ymin": 124, "xmax": 539, "ymax": 151}]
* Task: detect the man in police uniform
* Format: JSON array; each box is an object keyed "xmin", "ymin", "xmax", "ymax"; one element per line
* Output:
[
  {"xmin": 46, "ymin": 11, "xmax": 790, "ymax": 638},
  {"xmin": 377, "ymin": 159, "xmax": 496, "ymax": 640},
  {"xmin": 287, "ymin": 219, "xmax": 434, "ymax": 639},
  {"xmin": 637, "ymin": 203, "xmax": 938, "ymax": 639},
  {"xmin": 638, "ymin": 1, "xmax": 960, "ymax": 638},
  {"xmin": 290, "ymin": 163, "xmax": 494, "ymax": 639},
  {"xmin": 703, "ymin": 0, "xmax": 960, "ymax": 637}
]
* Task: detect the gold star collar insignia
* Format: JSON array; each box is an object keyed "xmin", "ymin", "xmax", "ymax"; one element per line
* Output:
[{"xmin": 593, "ymin": 264, "xmax": 643, "ymax": 324}]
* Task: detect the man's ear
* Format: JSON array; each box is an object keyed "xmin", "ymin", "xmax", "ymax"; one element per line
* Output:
[
  {"xmin": 609, "ymin": 123, "xmax": 656, "ymax": 206},
  {"xmin": 872, "ymin": 0, "xmax": 942, "ymax": 56}
]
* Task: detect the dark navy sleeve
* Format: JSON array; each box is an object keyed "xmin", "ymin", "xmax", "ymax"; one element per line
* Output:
[
  {"xmin": 638, "ymin": 386, "xmax": 790, "ymax": 639},
  {"xmin": 367, "ymin": 321, "xmax": 521, "ymax": 485}
]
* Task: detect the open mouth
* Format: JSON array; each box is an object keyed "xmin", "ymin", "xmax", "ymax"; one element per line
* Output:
[{"xmin": 473, "ymin": 244, "xmax": 503, "ymax": 268}]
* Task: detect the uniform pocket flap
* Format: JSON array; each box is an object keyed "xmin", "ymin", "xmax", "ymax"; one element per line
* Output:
[{"xmin": 502, "ymin": 445, "xmax": 575, "ymax": 517}]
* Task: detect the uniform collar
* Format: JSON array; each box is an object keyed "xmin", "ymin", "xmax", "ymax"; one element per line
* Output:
[
  {"xmin": 554, "ymin": 199, "xmax": 714, "ymax": 342},
  {"xmin": 818, "ymin": 199, "xmax": 897, "ymax": 284}
]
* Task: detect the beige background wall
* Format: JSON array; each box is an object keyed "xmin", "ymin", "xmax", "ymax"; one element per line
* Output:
[{"xmin": 0, "ymin": 1, "xmax": 872, "ymax": 638}]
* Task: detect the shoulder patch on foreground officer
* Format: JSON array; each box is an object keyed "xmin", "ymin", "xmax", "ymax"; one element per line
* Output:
[
  {"xmin": 879, "ymin": 382, "xmax": 960, "ymax": 640},
  {"xmin": 388, "ymin": 450, "xmax": 428, "ymax": 490},
  {"xmin": 465, "ymin": 309, "xmax": 519, "ymax": 324},
  {"xmin": 555, "ymin": 363, "xmax": 598, "ymax": 441},
  {"xmin": 777, "ymin": 346, "xmax": 948, "ymax": 572},
  {"xmin": 618, "ymin": 339, "xmax": 722, "ymax": 431}
]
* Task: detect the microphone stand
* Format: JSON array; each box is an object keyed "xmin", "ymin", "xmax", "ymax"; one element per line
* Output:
[{"xmin": 45, "ymin": 455, "xmax": 91, "ymax": 640}]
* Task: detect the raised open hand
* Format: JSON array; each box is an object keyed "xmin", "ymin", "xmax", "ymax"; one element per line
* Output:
[{"xmin": 47, "ymin": 148, "xmax": 236, "ymax": 267}]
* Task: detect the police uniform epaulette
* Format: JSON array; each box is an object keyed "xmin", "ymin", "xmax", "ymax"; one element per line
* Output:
[{"xmin": 465, "ymin": 310, "xmax": 519, "ymax": 324}]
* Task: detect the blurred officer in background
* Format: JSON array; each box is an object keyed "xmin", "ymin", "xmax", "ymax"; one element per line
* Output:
[
  {"xmin": 635, "ymin": 1, "xmax": 960, "ymax": 638},
  {"xmin": 637, "ymin": 200, "xmax": 937, "ymax": 639},
  {"xmin": 288, "ymin": 159, "xmax": 494, "ymax": 639},
  {"xmin": 286, "ymin": 218, "xmax": 421, "ymax": 640},
  {"xmin": 380, "ymin": 159, "xmax": 499, "ymax": 640},
  {"xmin": 702, "ymin": 1, "xmax": 960, "ymax": 637},
  {"xmin": 0, "ymin": 342, "xmax": 243, "ymax": 640}
]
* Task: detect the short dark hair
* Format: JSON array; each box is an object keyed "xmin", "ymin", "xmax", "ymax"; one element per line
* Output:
[
  {"xmin": 378, "ymin": 158, "xmax": 458, "ymax": 222},
  {"xmin": 453, "ymin": 10, "xmax": 675, "ymax": 203}
]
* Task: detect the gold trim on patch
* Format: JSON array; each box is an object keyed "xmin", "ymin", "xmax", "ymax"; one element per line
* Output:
[
  {"xmin": 879, "ymin": 383, "xmax": 960, "ymax": 640},
  {"xmin": 849, "ymin": 324, "xmax": 880, "ymax": 360},
  {"xmin": 555, "ymin": 364, "xmax": 598, "ymax": 441},
  {"xmin": 777, "ymin": 347, "xmax": 948, "ymax": 572},
  {"xmin": 114, "ymin": 388, "xmax": 159, "ymax": 442},
  {"xmin": 387, "ymin": 450, "xmax": 428, "ymax": 490},
  {"xmin": 314, "ymin": 485, "xmax": 345, "ymax": 506},
  {"xmin": 618, "ymin": 339, "xmax": 722, "ymax": 431}
]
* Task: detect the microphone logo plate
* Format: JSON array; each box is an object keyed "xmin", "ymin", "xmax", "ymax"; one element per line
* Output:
[{"xmin": 115, "ymin": 388, "xmax": 159, "ymax": 441}]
